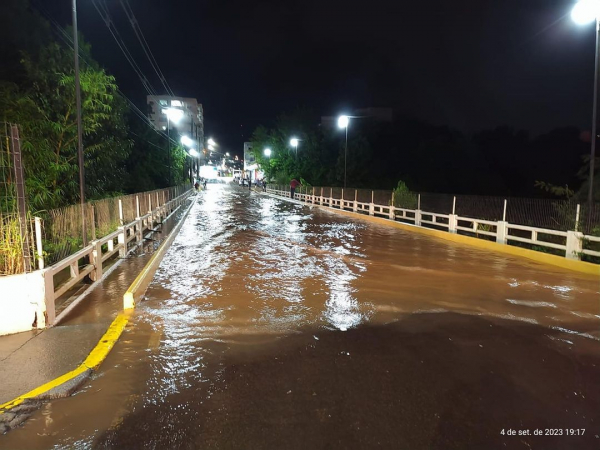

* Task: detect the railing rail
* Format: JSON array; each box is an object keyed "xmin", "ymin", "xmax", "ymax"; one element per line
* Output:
[
  {"xmin": 43, "ymin": 188, "xmax": 193, "ymax": 326},
  {"xmin": 267, "ymin": 186, "xmax": 598, "ymax": 265}
]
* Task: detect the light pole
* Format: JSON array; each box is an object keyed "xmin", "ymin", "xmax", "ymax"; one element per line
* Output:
[
  {"xmin": 264, "ymin": 148, "xmax": 272, "ymax": 180},
  {"xmin": 162, "ymin": 108, "xmax": 184, "ymax": 186},
  {"xmin": 290, "ymin": 138, "xmax": 299, "ymax": 156},
  {"xmin": 72, "ymin": 0, "xmax": 86, "ymax": 246},
  {"xmin": 181, "ymin": 135, "xmax": 199, "ymax": 181},
  {"xmin": 338, "ymin": 115, "xmax": 350, "ymax": 189},
  {"xmin": 572, "ymin": 0, "xmax": 600, "ymax": 223}
]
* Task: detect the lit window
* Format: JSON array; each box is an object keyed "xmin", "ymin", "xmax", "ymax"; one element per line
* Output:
[
  {"xmin": 171, "ymin": 100, "xmax": 183, "ymax": 107},
  {"xmin": 159, "ymin": 100, "xmax": 167, "ymax": 106}
]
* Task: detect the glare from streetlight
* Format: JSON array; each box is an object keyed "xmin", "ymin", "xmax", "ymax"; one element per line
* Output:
[
  {"xmin": 264, "ymin": 148, "xmax": 272, "ymax": 157},
  {"xmin": 162, "ymin": 107, "xmax": 184, "ymax": 123},
  {"xmin": 181, "ymin": 135, "xmax": 194, "ymax": 147},
  {"xmin": 338, "ymin": 115, "xmax": 350, "ymax": 129},
  {"xmin": 226, "ymin": 152, "xmax": 230, "ymax": 156},
  {"xmin": 290, "ymin": 138, "xmax": 299, "ymax": 148},
  {"xmin": 572, "ymin": 0, "xmax": 600, "ymax": 25},
  {"xmin": 208, "ymin": 144, "xmax": 215, "ymax": 151},
  {"xmin": 189, "ymin": 149, "xmax": 199, "ymax": 157},
  {"xmin": 207, "ymin": 138, "xmax": 216, "ymax": 146}
]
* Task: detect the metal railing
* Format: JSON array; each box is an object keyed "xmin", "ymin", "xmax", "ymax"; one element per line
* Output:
[
  {"xmin": 267, "ymin": 186, "xmax": 599, "ymax": 264},
  {"xmin": 42, "ymin": 187, "xmax": 193, "ymax": 326}
]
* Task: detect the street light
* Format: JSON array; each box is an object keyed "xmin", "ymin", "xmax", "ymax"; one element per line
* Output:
[
  {"xmin": 290, "ymin": 138, "xmax": 299, "ymax": 156},
  {"xmin": 162, "ymin": 108, "xmax": 184, "ymax": 186},
  {"xmin": 181, "ymin": 135, "xmax": 194, "ymax": 147},
  {"xmin": 572, "ymin": 0, "xmax": 600, "ymax": 225},
  {"xmin": 189, "ymin": 148, "xmax": 199, "ymax": 157},
  {"xmin": 338, "ymin": 115, "xmax": 350, "ymax": 189},
  {"xmin": 207, "ymin": 138, "xmax": 216, "ymax": 146},
  {"xmin": 264, "ymin": 148, "xmax": 272, "ymax": 157}
]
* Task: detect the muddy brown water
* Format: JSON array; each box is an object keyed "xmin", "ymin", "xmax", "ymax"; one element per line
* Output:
[{"xmin": 1, "ymin": 185, "xmax": 599, "ymax": 449}]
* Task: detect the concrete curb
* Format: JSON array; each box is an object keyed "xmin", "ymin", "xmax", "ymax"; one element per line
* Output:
[
  {"xmin": 0, "ymin": 194, "xmax": 197, "ymax": 432},
  {"xmin": 124, "ymin": 193, "xmax": 197, "ymax": 309},
  {"xmin": 268, "ymin": 193, "xmax": 600, "ymax": 276}
]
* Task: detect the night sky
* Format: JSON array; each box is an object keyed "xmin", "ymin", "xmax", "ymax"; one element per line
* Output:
[{"xmin": 41, "ymin": 0, "xmax": 596, "ymax": 157}]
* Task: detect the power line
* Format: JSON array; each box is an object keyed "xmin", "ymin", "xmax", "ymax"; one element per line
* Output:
[
  {"xmin": 31, "ymin": 3, "xmax": 180, "ymax": 149},
  {"xmin": 90, "ymin": 0, "xmax": 158, "ymax": 97},
  {"xmin": 119, "ymin": 0, "xmax": 176, "ymax": 97}
]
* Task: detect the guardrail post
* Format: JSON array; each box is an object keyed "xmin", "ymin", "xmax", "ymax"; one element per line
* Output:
[
  {"xmin": 415, "ymin": 194, "xmax": 421, "ymax": 226},
  {"xmin": 330, "ymin": 188, "xmax": 333, "ymax": 206},
  {"xmin": 34, "ymin": 216, "xmax": 45, "ymax": 270},
  {"xmin": 118, "ymin": 226, "xmax": 126, "ymax": 257},
  {"xmin": 320, "ymin": 187, "xmax": 324, "ymax": 205},
  {"xmin": 354, "ymin": 190, "xmax": 358, "ymax": 212},
  {"xmin": 449, "ymin": 215, "xmax": 458, "ymax": 233},
  {"xmin": 43, "ymin": 269, "xmax": 55, "ymax": 326},
  {"xmin": 496, "ymin": 221, "xmax": 508, "ymax": 244},
  {"xmin": 369, "ymin": 191, "xmax": 374, "ymax": 216},
  {"xmin": 389, "ymin": 192, "xmax": 395, "ymax": 219},
  {"xmin": 148, "ymin": 194, "xmax": 153, "ymax": 229},
  {"xmin": 575, "ymin": 204, "xmax": 580, "ymax": 232},
  {"xmin": 566, "ymin": 231, "xmax": 583, "ymax": 260},
  {"xmin": 341, "ymin": 189, "xmax": 344, "ymax": 209},
  {"xmin": 90, "ymin": 240, "xmax": 103, "ymax": 281}
]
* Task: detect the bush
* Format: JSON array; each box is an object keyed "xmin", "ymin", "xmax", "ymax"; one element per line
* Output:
[{"xmin": 392, "ymin": 180, "xmax": 418, "ymax": 209}]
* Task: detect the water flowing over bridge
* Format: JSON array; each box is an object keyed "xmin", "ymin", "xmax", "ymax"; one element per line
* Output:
[{"xmin": 1, "ymin": 185, "xmax": 599, "ymax": 449}]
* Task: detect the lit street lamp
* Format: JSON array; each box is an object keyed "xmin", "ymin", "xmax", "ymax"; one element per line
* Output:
[
  {"xmin": 181, "ymin": 135, "xmax": 194, "ymax": 147},
  {"xmin": 290, "ymin": 138, "xmax": 299, "ymax": 156},
  {"xmin": 572, "ymin": 0, "xmax": 600, "ymax": 220},
  {"xmin": 264, "ymin": 148, "xmax": 272, "ymax": 158},
  {"xmin": 338, "ymin": 115, "xmax": 350, "ymax": 189},
  {"xmin": 162, "ymin": 107, "xmax": 184, "ymax": 186},
  {"xmin": 189, "ymin": 148, "xmax": 199, "ymax": 157}
]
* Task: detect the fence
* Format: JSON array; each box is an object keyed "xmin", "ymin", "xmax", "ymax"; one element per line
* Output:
[
  {"xmin": 1, "ymin": 123, "xmax": 33, "ymax": 275},
  {"xmin": 43, "ymin": 186, "xmax": 193, "ymax": 326},
  {"xmin": 40, "ymin": 185, "xmax": 189, "ymax": 267},
  {"xmin": 268, "ymin": 185, "xmax": 600, "ymax": 264}
]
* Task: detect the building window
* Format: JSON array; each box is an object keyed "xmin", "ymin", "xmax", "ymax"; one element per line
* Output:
[
  {"xmin": 171, "ymin": 100, "xmax": 183, "ymax": 107},
  {"xmin": 159, "ymin": 100, "xmax": 167, "ymax": 106}
]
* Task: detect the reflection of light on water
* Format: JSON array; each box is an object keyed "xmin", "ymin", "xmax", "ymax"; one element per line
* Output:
[
  {"xmin": 322, "ymin": 253, "xmax": 364, "ymax": 331},
  {"xmin": 506, "ymin": 299, "xmax": 557, "ymax": 308}
]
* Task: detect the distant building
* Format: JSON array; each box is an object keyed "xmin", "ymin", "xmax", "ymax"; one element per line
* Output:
[
  {"xmin": 320, "ymin": 107, "xmax": 393, "ymax": 128},
  {"xmin": 147, "ymin": 95, "xmax": 204, "ymax": 152},
  {"xmin": 243, "ymin": 142, "xmax": 259, "ymax": 181}
]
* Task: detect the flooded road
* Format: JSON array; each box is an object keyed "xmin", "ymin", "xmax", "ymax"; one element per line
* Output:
[{"xmin": 2, "ymin": 185, "xmax": 600, "ymax": 449}]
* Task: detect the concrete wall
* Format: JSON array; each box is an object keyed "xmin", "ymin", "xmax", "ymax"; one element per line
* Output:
[{"xmin": 0, "ymin": 271, "xmax": 46, "ymax": 336}]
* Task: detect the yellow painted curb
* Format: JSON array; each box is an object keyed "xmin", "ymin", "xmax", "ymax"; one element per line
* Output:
[
  {"xmin": 289, "ymin": 198, "xmax": 600, "ymax": 277},
  {"xmin": 0, "ymin": 312, "xmax": 130, "ymax": 413},
  {"xmin": 0, "ymin": 193, "xmax": 196, "ymax": 415},
  {"xmin": 124, "ymin": 193, "xmax": 196, "ymax": 309}
]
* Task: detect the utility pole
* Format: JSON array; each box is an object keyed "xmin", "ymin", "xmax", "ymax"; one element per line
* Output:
[{"xmin": 72, "ymin": 0, "xmax": 86, "ymax": 246}]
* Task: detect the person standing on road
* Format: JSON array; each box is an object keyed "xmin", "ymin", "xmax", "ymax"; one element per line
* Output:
[
  {"xmin": 290, "ymin": 178, "xmax": 302, "ymax": 199},
  {"xmin": 248, "ymin": 178, "xmax": 252, "ymax": 191}
]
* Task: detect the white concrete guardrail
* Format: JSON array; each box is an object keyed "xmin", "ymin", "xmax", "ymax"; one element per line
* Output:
[
  {"xmin": 267, "ymin": 187, "xmax": 597, "ymax": 263},
  {"xmin": 0, "ymin": 188, "xmax": 193, "ymax": 336}
]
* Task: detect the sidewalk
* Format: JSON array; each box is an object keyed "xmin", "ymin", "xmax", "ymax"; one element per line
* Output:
[{"xmin": 0, "ymin": 195, "xmax": 195, "ymax": 431}]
